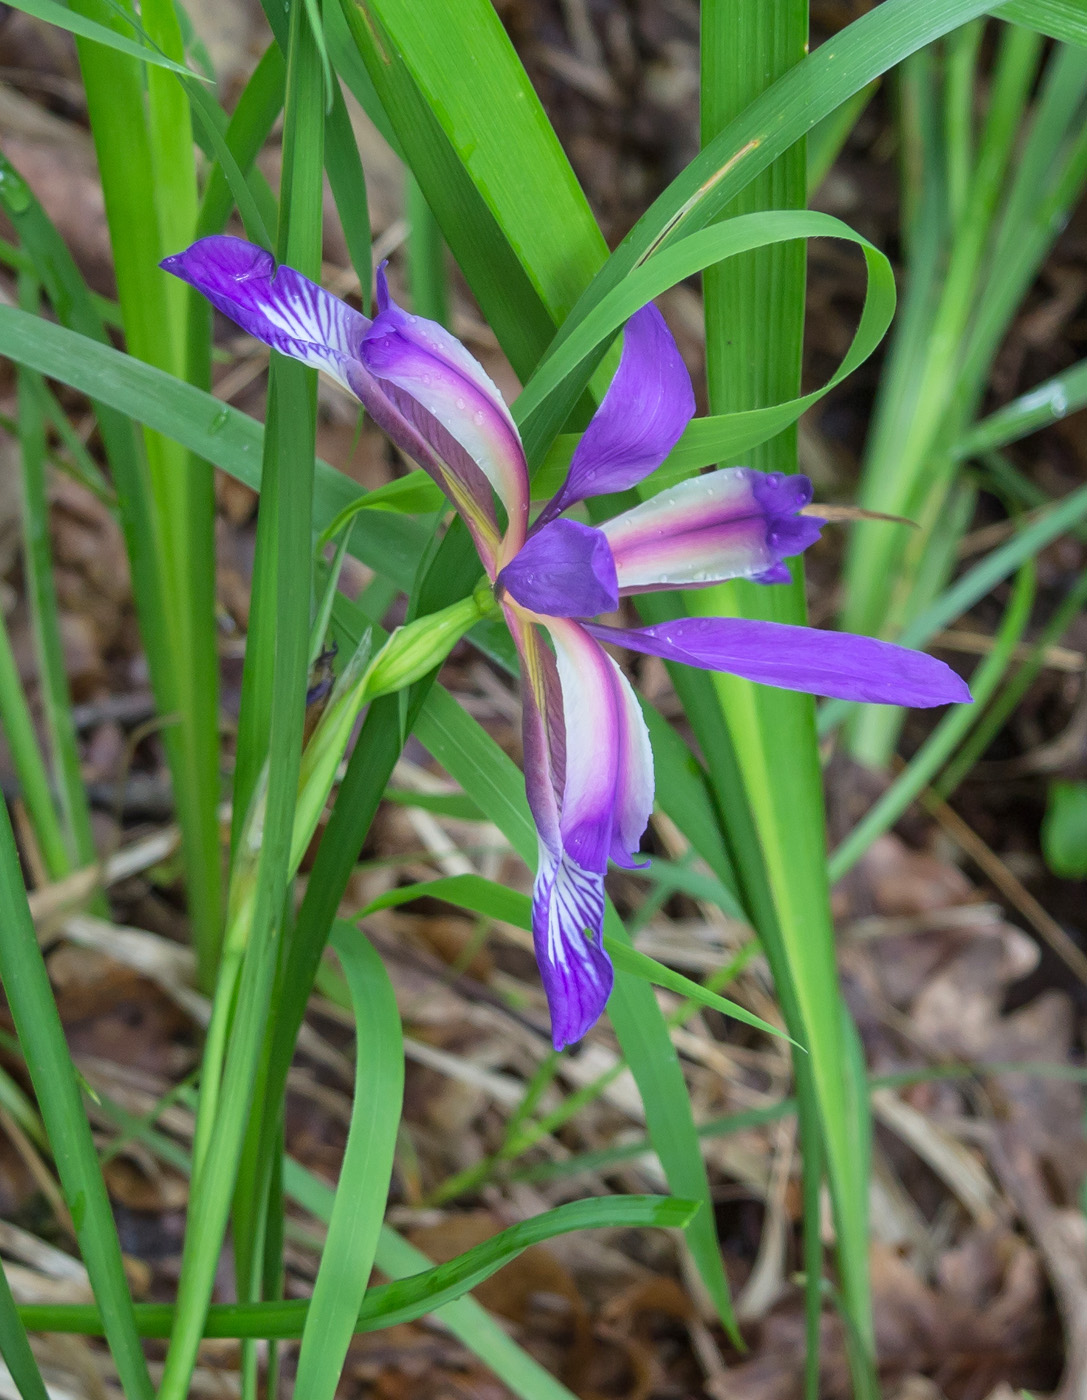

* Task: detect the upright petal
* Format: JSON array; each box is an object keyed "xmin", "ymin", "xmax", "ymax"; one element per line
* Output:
[
  {"xmin": 161, "ymin": 236, "xmax": 368, "ymax": 392},
  {"xmin": 361, "ymin": 265, "xmax": 529, "ymax": 559},
  {"xmin": 586, "ymin": 617, "xmax": 973, "ymax": 707},
  {"xmin": 535, "ymin": 304, "xmax": 695, "ymax": 529},
  {"xmin": 601, "ymin": 467, "xmax": 823, "ymax": 593},
  {"xmin": 498, "ymin": 519, "xmax": 618, "ymax": 618}
]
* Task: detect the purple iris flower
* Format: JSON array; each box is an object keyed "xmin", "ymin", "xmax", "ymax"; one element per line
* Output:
[{"xmin": 164, "ymin": 236, "xmax": 972, "ymax": 1050}]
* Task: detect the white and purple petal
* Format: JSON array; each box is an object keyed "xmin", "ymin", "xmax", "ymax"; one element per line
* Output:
[
  {"xmin": 600, "ymin": 467, "xmax": 824, "ymax": 593},
  {"xmin": 498, "ymin": 520, "xmax": 618, "ymax": 618},
  {"xmin": 164, "ymin": 239, "xmax": 506, "ymax": 569},
  {"xmin": 503, "ymin": 604, "xmax": 564, "ymax": 857},
  {"xmin": 161, "ymin": 236, "xmax": 369, "ymax": 392},
  {"xmin": 361, "ymin": 265, "xmax": 529, "ymax": 559},
  {"xmin": 505, "ymin": 605, "xmax": 612, "ymax": 1049},
  {"xmin": 532, "ymin": 841, "xmax": 612, "ymax": 1050},
  {"xmin": 524, "ymin": 617, "xmax": 656, "ymax": 1048},
  {"xmin": 605, "ymin": 651, "xmax": 654, "ymax": 870},
  {"xmin": 535, "ymin": 304, "xmax": 695, "ymax": 528},
  {"xmin": 586, "ymin": 616, "xmax": 973, "ymax": 707},
  {"xmin": 346, "ymin": 356, "xmax": 505, "ymax": 572}
]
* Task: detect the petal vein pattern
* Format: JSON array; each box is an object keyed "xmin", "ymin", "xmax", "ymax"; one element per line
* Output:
[
  {"xmin": 517, "ymin": 617, "xmax": 654, "ymax": 1049},
  {"xmin": 361, "ymin": 266, "xmax": 529, "ymax": 559},
  {"xmin": 160, "ymin": 236, "xmax": 368, "ymax": 392}
]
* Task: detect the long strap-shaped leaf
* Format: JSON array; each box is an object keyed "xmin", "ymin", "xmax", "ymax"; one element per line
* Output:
[
  {"xmin": 19, "ymin": 1195, "xmax": 696, "ymax": 1341},
  {"xmin": 292, "ymin": 924, "xmax": 404, "ymax": 1400},
  {"xmin": 0, "ymin": 803, "xmax": 154, "ymax": 1398}
]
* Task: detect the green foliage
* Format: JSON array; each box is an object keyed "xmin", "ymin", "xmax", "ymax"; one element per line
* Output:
[
  {"xmin": 1042, "ymin": 781, "xmax": 1087, "ymax": 879},
  {"xmin": 2, "ymin": 1, "xmax": 1085, "ymax": 1396}
]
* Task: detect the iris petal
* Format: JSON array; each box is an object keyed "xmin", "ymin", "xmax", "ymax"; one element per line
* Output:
[
  {"xmin": 161, "ymin": 236, "xmax": 368, "ymax": 392},
  {"xmin": 163, "ymin": 237, "xmax": 506, "ymax": 570},
  {"xmin": 498, "ymin": 520, "xmax": 618, "ymax": 617},
  {"xmin": 586, "ymin": 616, "xmax": 973, "ymax": 707},
  {"xmin": 533, "ymin": 841, "xmax": 613, "ymax": 1050},
  {"xmin": 601, "ymin": 467, "xmax": 823, "ymax": 592},
  {"xmin": 536, "ymin": 304, "xmax": 695, "ymax": 528},
  {"xmin": 361, "ymin": 265, "xmax": 529, "ymax": 559},
  {"xmin": 528, "ymin": 618, "xmax": 656, "ymax": 1048}
]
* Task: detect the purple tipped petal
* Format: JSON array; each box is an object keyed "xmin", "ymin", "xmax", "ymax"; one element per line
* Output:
[
  {"xmin": 586, "ymin": 617, "xmax": 973, "ymax": 707},
  {"xmin": 161, "ymin": 236, "xmax": 368, "ymax": 391},
  {"xmin": 504, "ymin": 612, "xmax": 655, "ymax": 1047},
  {"xmin": 600, "ymin": 467, "xmax": 823, "ymax": 593},
  {"xmin": 361, "ymin": 265, "xmax": 529, "ymax": 557},
  {"xmin": 498, "ymin": 520, "xmax": 618, "ymax": 617},
  {"xmin": 535, "ymin": 304, "xmax": 695, "ymax": 528},
  {"xmin": 533, "ymin": 842, "xmax": 613, "ymax": 1050}
]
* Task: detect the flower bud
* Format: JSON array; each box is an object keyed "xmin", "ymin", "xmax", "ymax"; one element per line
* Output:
[{"xmin": 362, "ymin": 586, "xmax": 491, "ymax": 700}]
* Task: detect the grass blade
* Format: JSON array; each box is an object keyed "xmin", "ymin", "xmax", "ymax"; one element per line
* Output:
[
  {"xmin": 20, "ymin": 1196, "xmax": 695, "ymax": 1340},
  {"xmin": 0, "ymin": 1257, "xmax": 48, "ymax": 1400},
  {"xmin": 292, "ymin": 924, "xmax": 404, "ymax": 1400},
  {"xmin": 0, "ymin": 803, "xmax": 153, "ymax": 1398},
  {"xmin": 2, "ymin": 0, "xmax": 200, "ymax": 73},
  {"xmin": 699, "ymin": 3, "xmax": 875, "ymax": 1392}
]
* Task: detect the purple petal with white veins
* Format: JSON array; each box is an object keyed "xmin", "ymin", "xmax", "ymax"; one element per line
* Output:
[
  {"xmin": 600, "ymin": 467, "xmax": 823, "ymax": 592},
  {"xmin": 586, "ymin": 617, "xmax": 973, "ymax": 707},
  {"xmin": 498, "ymin": 520, "xmax": 618, "ymax": 617},
  {"xmin": 361, "ymin": 264, "xmax": 529, "ymax": 558},
  {"xmin": 505, "ymin": 606, "xmax": 613, "ymax": 1049},
  {"xmin": 504, "ymin": 613, "xmax": 656, "ymax": 1048},
  {"xmin": 535, "ymin": 304, "xmax": 695, "ymax": 528},
  {"xmin": 161, "ymin": 236, "xmax": 368, "ymax": 392},
  {"xmin": 533, "ymin": 842, "xmax": 613, "ymax": 1050}
]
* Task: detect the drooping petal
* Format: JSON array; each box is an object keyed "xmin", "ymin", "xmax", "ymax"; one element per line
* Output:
[
  {"xmin": 505, "ymin": 604, "xmax": 612, "ymax": 1049},
  {"xmin": 529, "ymin": 617, "xmax": 657, "ymax": 1048},
  {"xmin": 503, "ymin": 603, "xmax": 564, "ymax": 857},
  {"xmin": 605, "ymin": 651, "xmax": 654, "ymax": 870},
  {"xmin": 532, "ymin": 841, "xmax": 613, "ymax": 1050},
  {"xmin": 498, "ymin": 520, "xmax": 618, "ymax": 617},
  {"xmin": 586, "ymin": 617, "xmax": 973, "ymax": 707},
  {"xmin": 535, "ymin": 304, "xmax": 695, "ymax": 529},
  {"xmin": 361, "ymin": 264, "xmax": 529, "ymax": 560},
  {"xmin": 161, "ymin": 236, "xmax": 369, "ymax": 392},
  {"xmin": 600, "ymin": 467, "xmax": 824, "ymax": 593},
  {"xmin": 346, "ymin": 357, "xmax": 504, "ymax": 573},
  {"xmin": 546, "ymin": 619, "xmax": 623, "ymax": 873}
]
